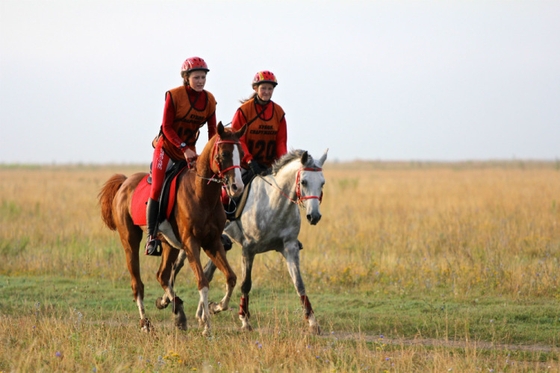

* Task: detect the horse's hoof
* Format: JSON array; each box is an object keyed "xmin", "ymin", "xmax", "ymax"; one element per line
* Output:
[
  {"xmin": 175, "ymin": 317, "xmax": 187, "ymax": 331},
  {"xmin": 155, "ymin": 297, "xmax": 168, "ymax": 310},
  {"xmin": 241, "ymin": 324, "xmax": 253, "ymax": 332},
  {"xmin": 309, "ymin": 324, "xmax": 321, "ymax": 335},
  {"xmin": 208, "ymin": 301, "xmax": 217, "ymax": 315},
  {"xmin": 140, "ymin": 318, "xmax": 152, "ymax": 332},
  {"xmin": 174, "ymin": 309, "xmax": 187, "ymax": 330},
  {"xmin": 209, "ymin": 301, "xmax": 225, "ymax": 315}
]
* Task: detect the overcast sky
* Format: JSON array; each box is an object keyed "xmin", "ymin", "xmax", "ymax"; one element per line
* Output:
[{"xmin": 1, "ymin": 0, "xmax": 559, "ymax": 164}]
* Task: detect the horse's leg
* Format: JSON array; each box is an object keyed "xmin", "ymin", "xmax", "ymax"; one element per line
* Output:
[
  {"xmin": 282, "ymin": 241, "xmax": 321, "ymax": 335},
  {"xmin": 197, "ymin": 257, "xmax": 215, "ymax": 322},
  {"xmin": 155, "ymin": 242, "xmax": 187, "ymax": 330},
  {"xmin": 202, "ymin": 232, "xmax": 233, "ymax": 282},
  {"xmin": 182, "ymin": 238, "xmax": 212, "ymax": 336},
  {"xmin": 118, "ymin": 226, "xmax": 151, "ymax": 331},
  {"xmin": 238, "ymin": 252, "xmax": 256, "ymax": 331},
  {"xmin": 202, "ymin": 239, "xmax": 237, "ymax": 316},
  {"xmin": 202, "ymin": 256, "xmax": 218, "ymax": 282}
]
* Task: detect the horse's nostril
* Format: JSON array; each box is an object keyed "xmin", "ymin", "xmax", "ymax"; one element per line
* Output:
[
  {"xmin": 307, "ymin": 214, "xmax": 321, "ymax": 225},
  {"xmin": 232, "ymin": 184, "xmax": 238, "ymax": 191}
]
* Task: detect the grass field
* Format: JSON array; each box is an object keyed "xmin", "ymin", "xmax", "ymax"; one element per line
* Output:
[{"xmin": 0, "ymin": 161, "xmax": 559, "ymax": 372}]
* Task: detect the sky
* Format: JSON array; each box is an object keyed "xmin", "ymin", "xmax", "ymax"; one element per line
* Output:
[{"xmin": 1, "ymin": 0, "xmax": 559, "ymax": 164}]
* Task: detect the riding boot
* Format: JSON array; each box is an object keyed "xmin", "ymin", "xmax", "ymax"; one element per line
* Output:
[
  {"xmin": 145, "ymin": 198, "xmax": 162, "ymax": 256},
  {"xmin": 221, "ymin": 234, "xmax": 233, "ymax": 251}
]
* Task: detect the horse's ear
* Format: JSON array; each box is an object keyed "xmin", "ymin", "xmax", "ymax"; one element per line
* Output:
[
  {"xmin": 301, "ymin": 151, "xmax": 308, "ymax": 165},
  {"xmin": 217, "ymin": 121, "xmax": 225, "ymax": 138},
  {"xmin": 235, "ymin": 124, "xmax": 247, "ymax": 138},
  {"xmin": 317, "ymin": 148, "xmax": 329, "ymax": 167}
]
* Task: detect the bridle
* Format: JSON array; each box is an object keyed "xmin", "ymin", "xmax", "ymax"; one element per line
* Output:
[
  {"xmin": 295, "ymin": 166, "xmax": 323, "ymax": 205},
  {"xmin": 198, "ymin": 139, "xmax": 242, "ymax": 184},
  {"xmin": 260, "ymin": 166, "xmax": 323, "ymax": 206}
]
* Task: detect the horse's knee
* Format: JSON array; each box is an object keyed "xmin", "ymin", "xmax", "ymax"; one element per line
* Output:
[
  {"xmin": 197, "ymin": 279, "xmax": 210, "ymax": 291},
  {"xmin": 227, "ymin": 274, "xmax": 237, "ymax": 288}
]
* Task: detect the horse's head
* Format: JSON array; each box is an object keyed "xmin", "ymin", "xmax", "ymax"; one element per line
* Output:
[
  {"xmin": 296, "ymin": 149, "xmax": 328, "ymax": 225},
  {"xmin": 211, "ymin": 122, "xmax": 247, "ymax": 199}
]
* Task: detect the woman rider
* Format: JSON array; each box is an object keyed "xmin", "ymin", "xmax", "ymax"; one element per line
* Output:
[
  {"xmin": 231, "ymin": 70, "xmax": 287, "ymax": 185},
  {"xmin": 145, "ymin": 57, "xmax": 217, "ymax": 255},
  {"xmin": 228, "ymin": 71, "xmax": 302, "ymax": 250}
]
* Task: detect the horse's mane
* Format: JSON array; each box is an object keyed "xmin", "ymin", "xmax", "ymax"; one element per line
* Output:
[{"xmin": 272, "ymin": 149, "xmax": 315, "ymax": 175}]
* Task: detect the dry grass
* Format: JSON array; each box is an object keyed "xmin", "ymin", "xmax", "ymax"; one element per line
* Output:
[
  {"xmin": 300, "ymin": 161, "xmax": 560, "ymax": 300},
  {"xmin": 1, "ymin": 161, "xmax": 559, "ymax": 372}
]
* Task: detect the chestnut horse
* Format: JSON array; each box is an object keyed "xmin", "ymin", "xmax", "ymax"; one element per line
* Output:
[{"xmin": 98, "ymin": 123, "xmax": 245, "ymax": 336}]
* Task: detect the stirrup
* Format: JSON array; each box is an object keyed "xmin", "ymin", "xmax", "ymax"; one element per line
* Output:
[{"xmin": 145, "ymin": 236, "xmax": 162, "ymax": 256}]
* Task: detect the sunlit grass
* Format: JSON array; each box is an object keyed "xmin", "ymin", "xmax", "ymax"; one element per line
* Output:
[{"xmin": 0, "ymin": 162, "xmax": 559, "ymax": 371}]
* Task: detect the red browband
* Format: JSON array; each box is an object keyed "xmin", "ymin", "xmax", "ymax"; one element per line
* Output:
[{"xmin": 295, "ymin": 167, "xmax": 323, "ymax": 204}]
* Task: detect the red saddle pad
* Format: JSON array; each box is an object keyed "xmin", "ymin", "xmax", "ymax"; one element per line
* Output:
[{"xmin": 131, "ymin": 174, "xmax": 179, "ymax": 226}]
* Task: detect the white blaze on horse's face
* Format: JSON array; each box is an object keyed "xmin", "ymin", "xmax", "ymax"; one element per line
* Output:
[{"xmin": 227, "ymin": 144, "xmax": 244, "ymax": 198}]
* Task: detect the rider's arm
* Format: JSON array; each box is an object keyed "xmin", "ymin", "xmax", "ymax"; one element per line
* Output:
[
  {"xmin": 206, "ymin": 111, "xmax": 217, "ymax": 140},
  {"xmin": 275, "ymin": 115, "xmax": 288, "ymax": 160},
  {"xmin": 232, "ymin": 109, "xmax": 252, "ymax": 165},
  {"xmin": 161, "ymin": 92, "xmax": 184, "ymax": 149}
]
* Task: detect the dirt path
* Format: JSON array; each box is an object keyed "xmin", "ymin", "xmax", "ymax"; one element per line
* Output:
[{"xmin": 326, "ymin": 331, "xmax": 558, "ymax": 353}]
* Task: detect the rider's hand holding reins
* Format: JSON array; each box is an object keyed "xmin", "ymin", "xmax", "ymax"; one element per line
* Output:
[
  {"xmin": 183, "ymin": 147, "xmax": 197, "ymax": 162},
  {"xmin": 249, "ymin": 160, "xmax": 265, "ymax": 176}
]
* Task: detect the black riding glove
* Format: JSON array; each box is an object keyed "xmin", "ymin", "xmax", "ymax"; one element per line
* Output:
[{"xmin": 249, "ymin": 161, "xmax": 263, "ymax": 176}]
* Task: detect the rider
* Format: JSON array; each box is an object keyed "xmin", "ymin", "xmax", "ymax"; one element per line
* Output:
[
  {"xmin": 145, "ymin": 56, "xmax": 217, "ymax": 256},
  {"xmin": 231, "ymin": 70, "xmax": 287, "ymax": 185},
  {"xmin": 228, "ymin": 71, "xmax": 303, "ymax": 251}
]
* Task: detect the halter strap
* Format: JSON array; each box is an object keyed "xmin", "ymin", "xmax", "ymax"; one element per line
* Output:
[
  {"xmin": 198, "ymin": 139, "xmax": 242, "ymax": 185},
  {"xmin": 295, "ymin": 167, "xmax": 323, "ymax": 204},
  {"xmin": 257, "ymin": 165, "xmax": 323, "ymax": 206}
]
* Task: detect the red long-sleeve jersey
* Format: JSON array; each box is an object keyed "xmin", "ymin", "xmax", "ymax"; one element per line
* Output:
[{"xmin": 231, "ymin": 98, "xmax": 287, "ymax": 168}]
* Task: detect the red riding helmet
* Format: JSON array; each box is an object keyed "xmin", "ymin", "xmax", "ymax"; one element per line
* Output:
[
  {"xmin": 181, "ymin": 57, "xmax": 210, "ymax": 74},
  {"xmin": 252, "ymin": 70, "xmax": 278, "ymax": 87}
]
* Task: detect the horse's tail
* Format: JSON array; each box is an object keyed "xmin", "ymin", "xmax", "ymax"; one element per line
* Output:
[{"xmin": 98, "ymin": 173, "xmax": 127, "ymax": 231}]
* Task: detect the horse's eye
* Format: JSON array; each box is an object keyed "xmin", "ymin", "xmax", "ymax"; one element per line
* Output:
[{"xmin": 301, "ymin": 180, "xmax": 307, "ymax": 187}]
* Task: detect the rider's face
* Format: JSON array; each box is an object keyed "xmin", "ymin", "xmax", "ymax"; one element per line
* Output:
[
  {"xmin": 255, "ymin": 83, "xmax": 274, "ymax": 102},
  {"xmin": 187, "ymin": 71, "xmax": 207, "ymax": 92}
]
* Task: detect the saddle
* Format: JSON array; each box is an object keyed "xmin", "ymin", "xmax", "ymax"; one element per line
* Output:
[
  {"xmin": 154, "ymin": 160, "xmax": 187, "ymax": 222},
  {"xmin": 131, "ymin": 160, "xmax": 187, "ymax": 226}
]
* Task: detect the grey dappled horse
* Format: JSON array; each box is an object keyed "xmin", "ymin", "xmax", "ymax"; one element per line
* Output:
[{"xmin": 204, "ymin": 149, "xmax": 327, "ymax": 334}]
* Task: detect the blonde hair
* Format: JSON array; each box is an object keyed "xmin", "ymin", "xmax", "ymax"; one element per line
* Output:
[{"xmin": 239, "ymin": 92, "xmax": 258, "ymax": 104}]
